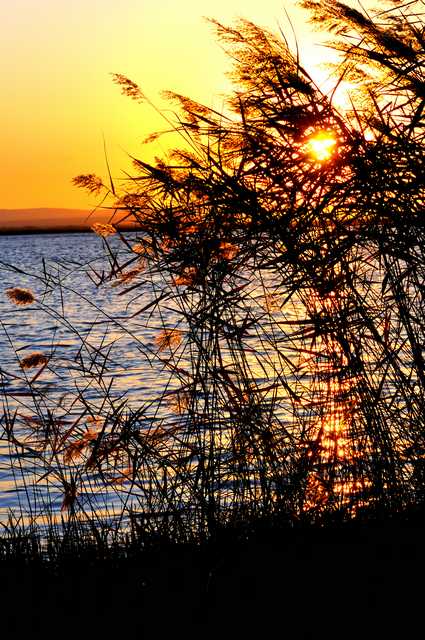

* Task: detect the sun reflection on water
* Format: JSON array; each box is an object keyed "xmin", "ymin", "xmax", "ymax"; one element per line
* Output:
[{"xmin": 301, "ymin": 288, "xmax": 372, "ymax": 514}]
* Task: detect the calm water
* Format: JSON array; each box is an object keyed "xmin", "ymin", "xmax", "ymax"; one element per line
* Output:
[
  {"xmin": 0, "ymin": 233, "xmax": 409, "ymax": 527},
  {"xmin": 0, "ymin": 233, "xmax": 298, "ymax": 525},
  {"xmin": 0, "ymin": 233, "xmax": 182, "ymax": 403},
  {"xmin": 0, "ymin": 233, "xmax": 188, "ymax": 523}
]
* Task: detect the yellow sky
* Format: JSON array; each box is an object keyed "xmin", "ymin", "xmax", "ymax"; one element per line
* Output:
[{"xmin": 0, "ymin": 0, "xmax": 340, "ymax": 210}]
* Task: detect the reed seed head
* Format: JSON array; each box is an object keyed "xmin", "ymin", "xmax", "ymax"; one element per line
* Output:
[
  {"xmin": 5, "ymin": 287, "xmax": 35, "ymax": 306},
  {"xmin": 20, "ymin": 353, "xmax": 49, "ymax": 369},
  {"xmin": 155, "ymin": 328, "xmax": 183, "ymax": 351},
  {"xmin": 91, "ymin": 223, "xmax": 117, "ymax": 237}
]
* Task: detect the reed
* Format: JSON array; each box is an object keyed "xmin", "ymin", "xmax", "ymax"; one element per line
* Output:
[{"xmin": 1, "ymin": 0, "xmax": 425, "ymax": 549}]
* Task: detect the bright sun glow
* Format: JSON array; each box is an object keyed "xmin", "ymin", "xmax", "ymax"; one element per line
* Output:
[{"xmin": 307, "ymin": 132, "xmax": 337, "ymax": 161}]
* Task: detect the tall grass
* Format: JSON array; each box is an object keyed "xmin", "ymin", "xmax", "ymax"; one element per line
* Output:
[{"xmin": 1, "ymin": 0, "xmax": 425, "ymax": 548}]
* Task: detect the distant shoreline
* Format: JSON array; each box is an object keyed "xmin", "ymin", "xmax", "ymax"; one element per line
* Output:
[
  {"xmin": 0, "ymin": 226, "xmax": 141, "ymax": 236},
  {"xmin": 0, "ymin": 227, "xmax": 93, "ymax": 235},
  {"xmin": 0, "ymin": 207, "xmax": 138, "ymax": 236}
]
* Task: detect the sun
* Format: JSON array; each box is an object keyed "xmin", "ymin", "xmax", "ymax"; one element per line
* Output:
[{"xmin": 307, "ymin": 131, "xmax": 337, "ymax": 162}]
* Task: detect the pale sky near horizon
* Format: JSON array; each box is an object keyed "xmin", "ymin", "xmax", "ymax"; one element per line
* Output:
[{"xmin": 0, "ymin": 0, "xmax": 345, "ymax": 211}]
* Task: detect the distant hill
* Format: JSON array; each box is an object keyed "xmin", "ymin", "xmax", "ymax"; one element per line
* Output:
[{"xmin": 0, "ymin": 208, "xmax": 136, "ymax": 234}]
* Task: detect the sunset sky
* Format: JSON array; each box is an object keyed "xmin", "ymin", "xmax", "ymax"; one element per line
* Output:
[{"xmin": 1, "ymin": 0, "xmax": 343, "ymax": 213}]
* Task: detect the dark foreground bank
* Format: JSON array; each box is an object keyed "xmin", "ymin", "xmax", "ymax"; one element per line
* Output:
[{"xmin": 0, "ymin": 513, "xmax": 424, "ymax": 637}]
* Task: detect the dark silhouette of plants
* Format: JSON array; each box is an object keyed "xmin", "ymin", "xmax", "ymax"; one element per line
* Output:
[{"xmin": 2, "ymin": 0, "xmax": 425, "ymax": 543}]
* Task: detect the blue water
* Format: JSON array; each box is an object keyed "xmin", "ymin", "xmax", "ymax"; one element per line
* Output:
[
  {"xmin": 0, "ymin": 233, "xmax": 183, "ymax": 404},
  {"xmin": 1, "ymin": 232, "xmax": 389, "ymax": 528},
  {"xmin": 0, "ymin": 233, "xmax": 187, "ymax": 524}
]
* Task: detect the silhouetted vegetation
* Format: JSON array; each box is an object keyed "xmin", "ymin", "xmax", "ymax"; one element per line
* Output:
[{"xmin": 1, "ymin": 0, "xmax": 425, "ymax": 551}]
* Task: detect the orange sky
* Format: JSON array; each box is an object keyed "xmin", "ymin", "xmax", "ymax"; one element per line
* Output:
[{"xmin": 0, "ymin": 0, "xmax": 340, "ymax": 211}]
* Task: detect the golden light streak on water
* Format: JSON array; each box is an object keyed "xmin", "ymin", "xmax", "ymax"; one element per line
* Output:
[{"xmin": 302, "ymin": 288, "xmax": 372, "ymax": 515}]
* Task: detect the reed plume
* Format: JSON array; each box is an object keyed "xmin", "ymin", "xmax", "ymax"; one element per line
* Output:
[
  {"xmin": 20, "ymin": 353, "xmax": 49, "ymax": 369},
  {"xmin": 5, "ymin": 288, "xmax": 35, "ymax": 306},
  {"xmin": 91, "ymin": 223, "xmax": 117, "ymax": 237},
  {"xmin": 155, "ymin": 329, "xmax": 183, "ymax": 351},
  {"xmin": 72, "ymin": 173, "xmax": 104, "ymax": 195}
]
